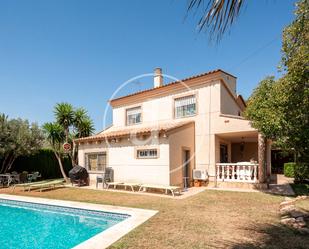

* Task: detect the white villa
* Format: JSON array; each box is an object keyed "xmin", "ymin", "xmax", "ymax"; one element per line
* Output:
[{"xmin": 76, "ymin": 69, "xmax": 272, "ymax": 188}]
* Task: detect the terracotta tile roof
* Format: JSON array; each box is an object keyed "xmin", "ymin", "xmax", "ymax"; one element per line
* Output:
[
  {"xmin": 109, "ymin": 69, "xmax": 236, "ymax": 104},
  {"xmin": 75, "ymin": 120, "xmax": 194, "ymax": 143}
]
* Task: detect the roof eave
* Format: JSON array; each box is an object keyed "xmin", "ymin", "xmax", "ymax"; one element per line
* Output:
[
  {"xmin": 109, "ymin": 69, "xmax": 235, "ymax": 106},
  {"xmin": 75, "ymin": 121, "xmax": 195, "ymax": 143}
]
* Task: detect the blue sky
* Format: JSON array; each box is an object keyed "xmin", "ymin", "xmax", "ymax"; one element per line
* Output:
[{"xmin": 0, "ymin": 0, "xmax": 296, "ymax": 131}]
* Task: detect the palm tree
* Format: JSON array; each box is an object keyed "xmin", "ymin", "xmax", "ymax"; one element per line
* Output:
[
  {"xmin": 45, "ymin": 103, "xmax": 94, "ymax": 179},
  {"xmin": 188, "ymin": 0, "xmax": 245, "ymax": 41},
  {"xmin": 43, "ymin": 122, "xmax": 69, "ymax": 181},
  {"xmin": 72, "ymin": 108, "xmax": 95, "ymax": 164},
  {"xmin": 54, "ymin": 103, "xmax": 74, "ymax": 142},
  {"xmin": 73, "ymin": 108, "xmax": 93, "ymax": 137}
]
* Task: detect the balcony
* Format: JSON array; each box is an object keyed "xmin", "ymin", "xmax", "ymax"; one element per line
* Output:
[{"xmin": 216, "ymin": 163, "xmax": 258, "ymax": 183}]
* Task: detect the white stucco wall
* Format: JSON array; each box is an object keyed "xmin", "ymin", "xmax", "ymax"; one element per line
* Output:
[
  {"xmin": 169, "ymin": 123, "xmax": 195, "ymax": 186},
  {"xmin": 109, "ymin": 80, "xmax": 223, "ymax": 179},
  {"xmin": 79, "ymin": 73, "xmax": 256, "ymax": 185},
  {"xmin": 220, "ymin": 83, "xmax": 240, "ymax": 116},
  {"xmin": 111, "ymin": 80, "xmax": 222, "ymax": 128},
  {"xmin": 78, "ymin": 138, "xmax": 170, "ymax": 185}
]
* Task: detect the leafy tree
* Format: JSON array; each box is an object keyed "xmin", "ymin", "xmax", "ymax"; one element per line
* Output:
[
  {"xmin": 44, "ymin": 103, "xmax": 94, "ymax": 181},
  {"xmin": 245, "ymin": 77, "xmax": 284, "ymax": 140},
  {"xmin": 276, "ymin": 0, "xmax": 309, "ymax": 161},
  {"xmin": 245, "ymin": 0, "xmax": 309, "ymax": 162},
  {"xmin": 0, "ymin": 114, "xmax": 44, "ymax": 173}
]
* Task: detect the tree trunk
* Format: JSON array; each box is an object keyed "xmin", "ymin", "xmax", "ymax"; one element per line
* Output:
[
  {"xmin": 54, "ymin": 152, "xmax": 69, "ymax": 183},
  {"xmin": 3, "ymin": 155, "xmax": 16, "ymax": 173},
  {"xmin": 266, "ymin": 139, "xmax": 272, "ymax": 178},
  {"xmin": 65, "ymin": 127, "xmax": 69, "ymax": 143},
  {"xmin": 71, "ymin": 141, "xmax": 78, "ymax": 166},
  {"xmin": 1, "ymin": 152, "xmax": 14, "ymax": 173},
  {"xmin": 0, "ymin": 154, "xmax": 9, "ymax": 173},
  {"xmin": 258, "ymin": 133, "xmax": 266, "ymax": 183}
]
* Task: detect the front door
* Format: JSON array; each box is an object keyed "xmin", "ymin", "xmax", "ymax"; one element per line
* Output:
[
  {"xmin": 183, "ymin": 150, "xmax": 190, "ymax": 189},
  {"xmin": 220, "ymin": 144, "xmax": 228, "ymax": 163}
]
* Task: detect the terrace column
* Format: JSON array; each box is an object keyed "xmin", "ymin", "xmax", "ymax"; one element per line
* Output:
[
  {"xmin": 266, "ymin": 140, "xmax": 272, "ymax": 178},
  {"xmin": 258, "ymin": 133, "xmax": 266, "ymax": 183}
]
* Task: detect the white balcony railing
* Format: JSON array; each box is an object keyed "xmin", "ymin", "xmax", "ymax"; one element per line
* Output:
[{"xmin": 216, "ymin": 163, "xmax": 258, "ymax": 183}]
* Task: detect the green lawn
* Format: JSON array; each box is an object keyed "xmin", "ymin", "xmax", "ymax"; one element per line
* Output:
[
  {"xmin": 291, "ymin": 183, "xmax": 309, "ymax": 196},
  {"xmin": 1, "ymin": 187, "xmax": 309, "ymax": 249}
]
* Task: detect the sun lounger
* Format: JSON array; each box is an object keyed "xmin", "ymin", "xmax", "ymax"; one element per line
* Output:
[
  {"xmin": 106, "ymin": 182, "xmax": 141, "ymax": 192},
  {"xmin": 27, "ymin": 179, "xmax": 65, "ymax": 192},
  {"xmin": 105, "ymin": 182, "xmax": 141, "ymax": 191},
  {"xmin": 106, "ymin": 182, "xmax": 124, "ymax": 189},
  {"xmin": 119, "ymin": 183, "xmax": 141, "ymax": 192},
  {"xmin": 138, "ymin": 184, "xmax": 182, "ymax": 197},
  {"xmin": 12, "ymin": 179, "xmax": 52, "ymax": 192}
]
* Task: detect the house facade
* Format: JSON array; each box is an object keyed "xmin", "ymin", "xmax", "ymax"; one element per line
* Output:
[{"xmin": 76, "ymin": 69, "xmax": 271, "ymax": 187}]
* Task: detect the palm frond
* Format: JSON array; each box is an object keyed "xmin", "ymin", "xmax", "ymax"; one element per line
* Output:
[
  {"xmin": 188, "ymin": 0, "xmax": 245, "ymax": 41},
  {"xmin": 75, "ymin": 118, "xmax": 95, "ymax": 138},
  {"xmin": 74, "ymin": 108, "xmax": 88, "ymax": 126},
  {"xmin": 54, "ymin": 102, "xmax": 74, "ymax": 129},
  {"xmin": 42, "ymin": 122, "xmax": 65, "ymax": 150},
  {"xmin": 73, "ymin": 107, "xmax": 95, "ymax": 138}
]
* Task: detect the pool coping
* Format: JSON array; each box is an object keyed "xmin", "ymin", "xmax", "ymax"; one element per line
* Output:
[{"xmin": 0, "ymin": 194, "xmax": 158, "ymax": 249}]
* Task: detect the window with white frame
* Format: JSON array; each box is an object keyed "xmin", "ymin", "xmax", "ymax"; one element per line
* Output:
[
  {"xmin": 136, "ymin": 148, "xmax": 158, "ymax": 159},
  {"xmin": 85, "ymin": 152, "xmax": 106, "ymax": 171},
  {"xmin": 126, "ymin": 106, "xmax": 142, "ymax": 125},
  {"xmin": 174, "ymin": 95, "xmax": 196, "ymax": 118}
]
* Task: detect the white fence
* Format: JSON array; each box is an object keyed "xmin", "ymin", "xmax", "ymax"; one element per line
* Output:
[{"xmin": 216, "ymin": 163, "xmax": 258, "ymax": 183}]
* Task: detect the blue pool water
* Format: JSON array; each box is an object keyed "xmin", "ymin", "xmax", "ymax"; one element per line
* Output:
[{"xmin": 0, "ymin": 199, "xmax": 129, "ymax": 249}]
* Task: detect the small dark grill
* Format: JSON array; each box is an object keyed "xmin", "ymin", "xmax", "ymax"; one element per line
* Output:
[{"xmin": 69, "ymin": 165, "xmax": 89, "ymax": 186}]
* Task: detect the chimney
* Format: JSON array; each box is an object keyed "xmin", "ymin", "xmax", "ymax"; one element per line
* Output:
[{"xmin": 154, "ymin": 68, "xmax": 163, "ymax": 88}]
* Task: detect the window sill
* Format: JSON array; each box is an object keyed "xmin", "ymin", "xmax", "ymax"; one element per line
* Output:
[
  {"xmin": 174, "ymin": 113, "xmax": 197, "ymax": 119},
  {"xmin": 88, "ymin": 171, "xmax": 105, "ymax": 174},
  {"xmin": 126, "ymin": 122, "xmax": 142, "ymax": 126},
  {"xmin": 136, "ymin": 157, "xmax": 159, "ymax": 159}
]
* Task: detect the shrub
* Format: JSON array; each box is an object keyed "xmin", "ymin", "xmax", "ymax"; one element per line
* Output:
[
  {"xmin": 284, "ymin": 162, "xmax": 296, "ymax": 178},
  {"xmin": 294, "ymin": 163, "xmax": 309, "ymax": 183},
  {"xmin": 290, "ymin": 183, "xmax": 309, "ymax": 195},
  {"xmin": 11, "ymin": 148, "xmax": 72, "ymax": 179}
]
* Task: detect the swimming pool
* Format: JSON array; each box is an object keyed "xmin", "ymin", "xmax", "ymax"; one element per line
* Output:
[{"xmin": 0, "ymin": 195, "xmax": 157, "ymax": 249}]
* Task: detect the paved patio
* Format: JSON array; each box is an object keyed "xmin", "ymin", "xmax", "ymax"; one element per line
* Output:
[
  {"xmin": 266, "ymin": 174, "xmax": 295, "ymax": 196},
  {"xmin": 206, "ymin": 174, "xmax": 295, "ymax": 196},
  {"xmin": 66, "ymin": 174, "xmax": 295, "ymax": 198}
]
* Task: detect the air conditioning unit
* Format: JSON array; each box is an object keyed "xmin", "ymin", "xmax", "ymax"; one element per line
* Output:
[{"xmin": 193, "ymin": 169, "xmax": 208, "ymax": 180}]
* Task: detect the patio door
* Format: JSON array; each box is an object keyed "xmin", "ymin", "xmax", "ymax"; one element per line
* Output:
[{"xmin": 220, "ymin": 144, "xmax": 228, "ymax": 163}]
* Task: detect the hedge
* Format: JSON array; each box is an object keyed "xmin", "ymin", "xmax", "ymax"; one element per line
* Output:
[
  {"xmin": 294, "ymin": 163, "xmax": 309, "ymax": 183},
  {"xmin": 11, "ymin": 149, "xmax": 72, "ymax": 179},
  {"xmin": 284, "ymin": 162, "xmax": 295, "ymax": 178},
  {"xmin": 284, "ymin": 162, "xmax": 309, "ymax": 183}
]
